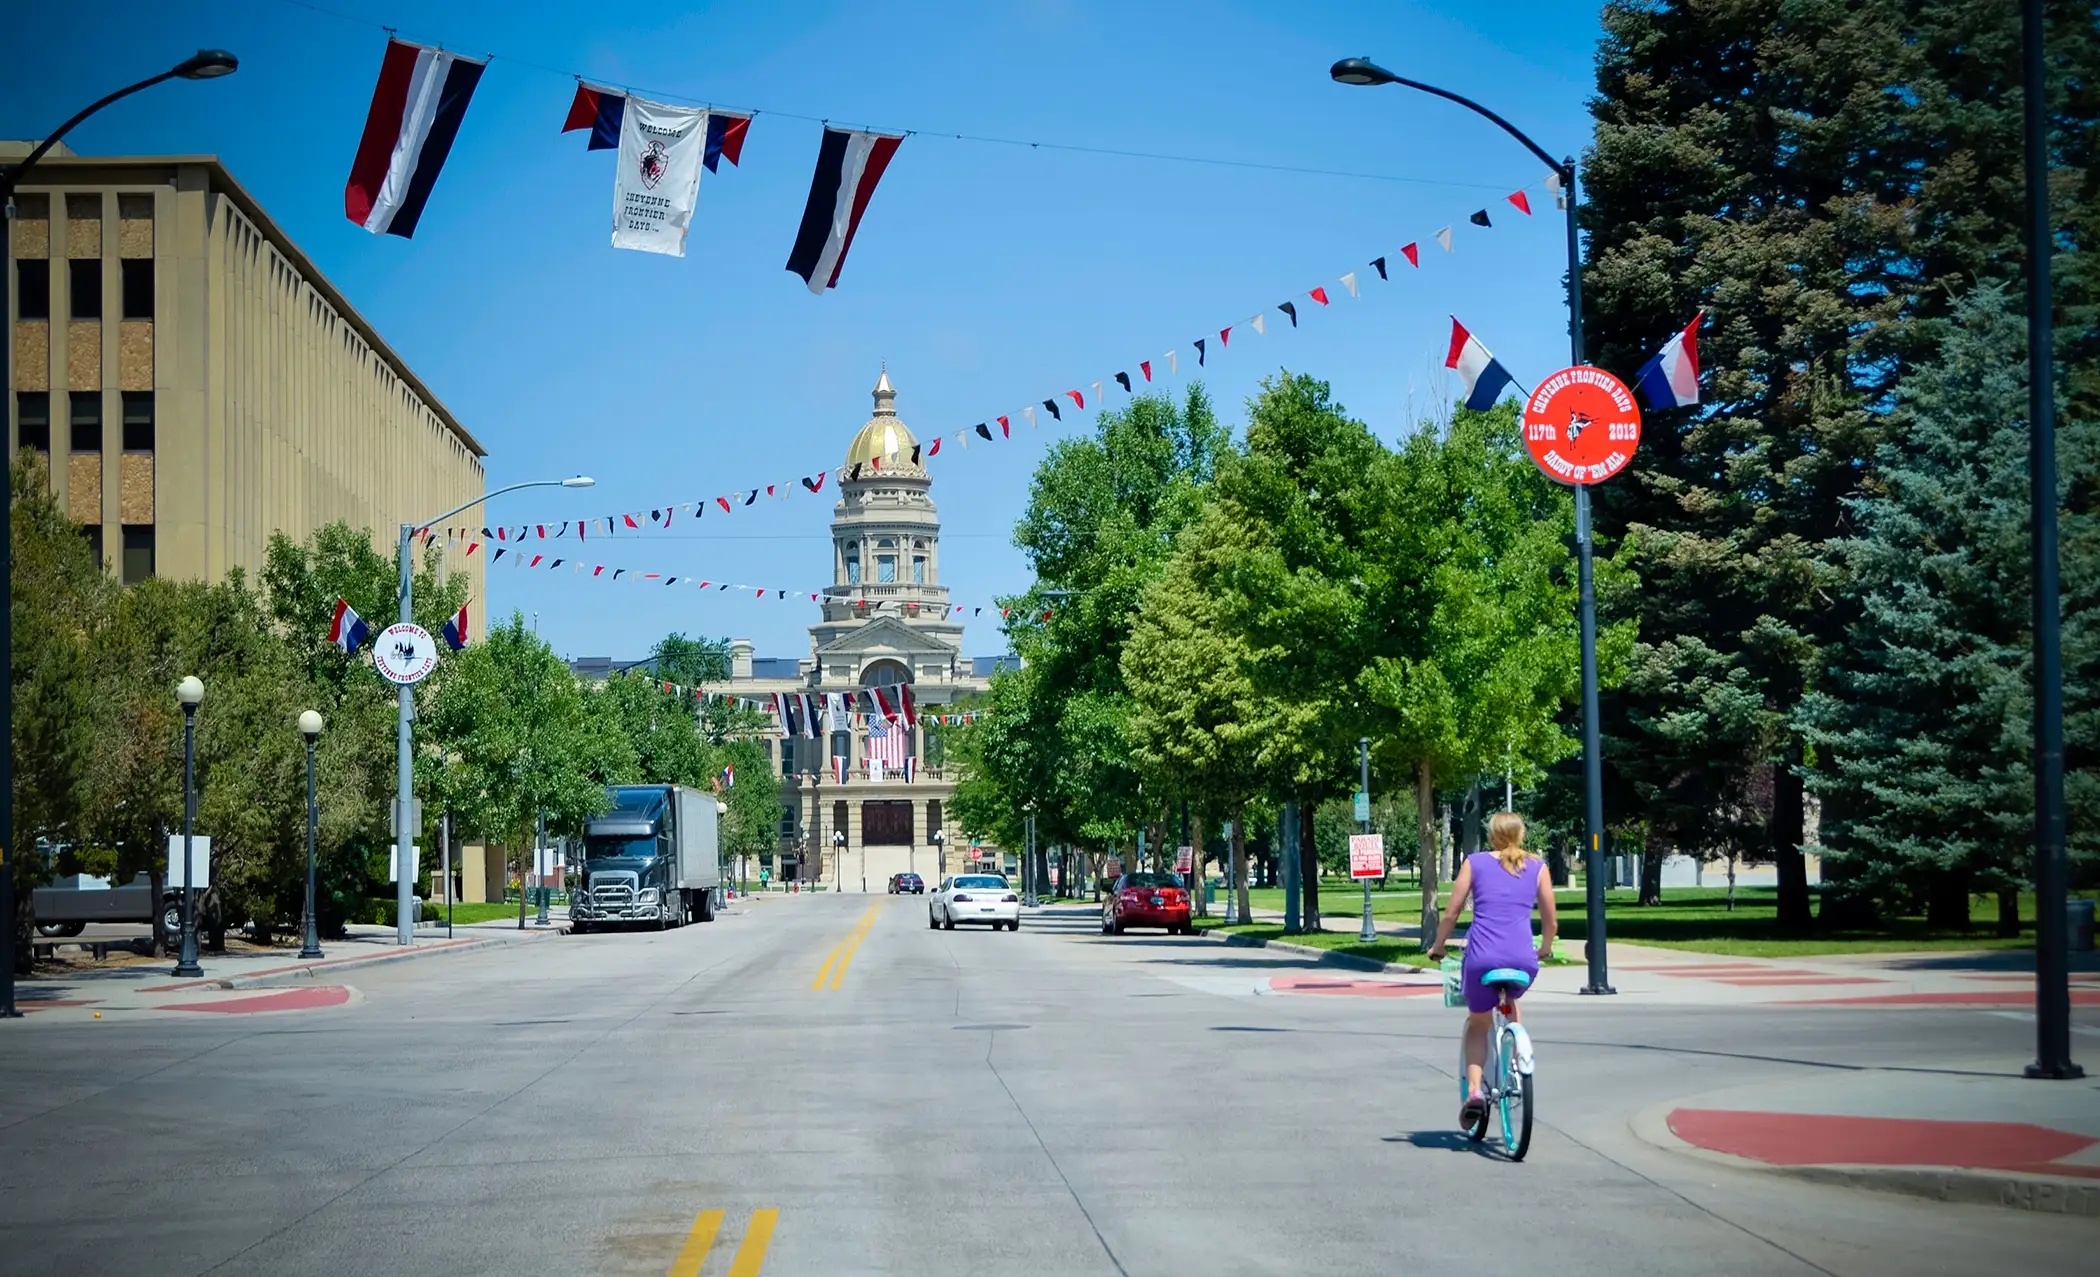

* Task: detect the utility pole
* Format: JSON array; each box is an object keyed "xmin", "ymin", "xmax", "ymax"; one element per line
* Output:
[{"xmin": 1358, "ymin": 738, "xmax": 1376, "ymax": 943}]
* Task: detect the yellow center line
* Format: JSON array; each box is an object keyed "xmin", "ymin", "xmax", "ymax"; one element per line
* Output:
[
  {"xmin": 726, "ymin": 1208, "xmax": 780, "ymax": 1276},
  {"xmin": 664, "ymin": 1208, "xmax": 723, "ymax": 1277},
  {"xmin": 828, "ymin": 905, "xmax": 882, "ymax": 990},
  {"xmin": 812, "ymin": 904, "xmax": 881, "ymax": 991}
]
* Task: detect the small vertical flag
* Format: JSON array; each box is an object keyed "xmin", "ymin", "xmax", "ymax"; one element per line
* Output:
[
  {"xmin": 1635, "ymin": 311, "xmax": 1705, "ymax": 409},
  {"xmin": 1445, "ymin": 317, "xmax": 1515, "ymax": 411},
  {"xmin": 562, "ymin": 82, "xmax": 625, "ymax": 150},
  {"xmin": 721, "ymin": 764, "xmax": 736, "ymax": 790},
  {"xmin": 786, "ymin": 127, "xmax": 904, "ymax": 294},
  {"xmin": 345, "ymin": 39, "xmax": 487, "ymax": 239},
  {"xmin": 703, "ymin": 112, "xmax": 751, "ymax": 172},
  {"xmin": 441, "ymin": 603, "xmax": 469, "ymax": 652},
  {"xmin": 328, "ymin": 599, "xmax": 372, "ymax": 655}
]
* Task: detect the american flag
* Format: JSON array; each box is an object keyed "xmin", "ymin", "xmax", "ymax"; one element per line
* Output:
[{"xmin": 867, "ymin": 717, "xmax": 906, "ymax": 774}]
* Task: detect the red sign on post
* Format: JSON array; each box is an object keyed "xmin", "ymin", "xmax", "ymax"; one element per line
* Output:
[
  {"xmin": 1522, "ymin": 366, "xmax": 1642, "ymax": 485},
  {"xmin": 1175, "ymin": 845, "xmax": 1194, "ymax": 874},
  {"xmin": 1349, "ymin": 834, "xmax": 1385, "ymax": 880}
]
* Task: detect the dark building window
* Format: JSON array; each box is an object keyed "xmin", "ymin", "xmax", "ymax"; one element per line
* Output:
[
  {"xmin": 16, "ymin": 393, "xmax": 50, "ymax": 451},
  {"xmin": 779, "ymin": 737, "xmax": 796, "ymax": 776},
  {"xmin": 80, "ymin": 524, "xmax": 103, "ymax": 569},
  {"xmin": 832, "ymin": 800, "xmax": 848, "ymax": 845},
  {"xmin": 121, "ymin": 392, "xmax": 154, "ymax": 451},
  {"xmin": 928, "ymin": 799, "xmax": 943, "ymax": 838},
  {"xmin": 862, "ymin": 800, "xmax": 913, "ymax": 846},
  {"xmin": 15, "ymin": 260, "xmax": 49, "ymax": 321},
  {"xmin": 69, "ymin": 259, "xmax": 101, "ymax": 320},
  {"xmin": 121, "ymin": 524, "xmax": 154, "ymax": 584},
  {"xmin": 120, "ymin": 259, "xmax": 153, "ymax": 321},
  {"xmin": 70, "ymin": 393, "xmax": 101, "ymax": 453}
]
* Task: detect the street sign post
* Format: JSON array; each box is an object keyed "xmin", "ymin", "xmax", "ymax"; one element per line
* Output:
[
  {"xmin": 373, "ymin": 623, "xmax": 439, "ymax": 685},
  {"xmin": 1175, "ymin": 845, "xmax": 1193, "ymax": 875},
  {"xmin": 1352, "ymin": 792, "xmax": 1371, "ymax": 823},
  {"xmin": 1524, "ymin": 366, "xmax": 1643, "ymax": 997},
  {"xmin": 165, "ymin": 835, "xmax": 213, "ymax": 890}
]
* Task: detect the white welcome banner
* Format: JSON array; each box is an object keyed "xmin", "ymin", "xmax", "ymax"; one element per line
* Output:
[{"xmin": 612, "ymin": 97, "xmax": 708, "ymax": 256}]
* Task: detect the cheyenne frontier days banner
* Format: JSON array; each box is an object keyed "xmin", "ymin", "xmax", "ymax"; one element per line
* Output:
[{"xmin": 611, "ymin": 96, "xmax": 712, "ymax": 256}]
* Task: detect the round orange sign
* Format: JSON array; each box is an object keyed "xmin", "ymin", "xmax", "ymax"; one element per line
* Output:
[{"xmin": 1521, "ymin": 366, "xmax": 1642, "ymax": 485}]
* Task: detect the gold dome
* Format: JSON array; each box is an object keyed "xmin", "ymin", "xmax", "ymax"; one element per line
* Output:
[{"xmin": 842, "ymin": 367, "xmax": 925, "ymax": 476}]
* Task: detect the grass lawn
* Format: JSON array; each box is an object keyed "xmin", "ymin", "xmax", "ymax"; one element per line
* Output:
[
  {"xmin": 1191, "ymin": 917, "xmax": 1436, "ymax": 970},
  {"xmin": 426, "ymin": 901, "xmax": 538, "ymax": 925}
]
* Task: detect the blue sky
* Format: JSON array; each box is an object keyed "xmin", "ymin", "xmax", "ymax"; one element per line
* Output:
[{"xmin": 7, "ymin": 0, "xmax": 1605, "ymax": 663}]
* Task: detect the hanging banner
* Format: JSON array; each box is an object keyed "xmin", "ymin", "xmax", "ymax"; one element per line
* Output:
[
  {"xmin": 613, "ymin": 97, "xmax": 710, "ymax": 256},
  {"xmin": 1521, "ymin": 366, "xmax": 1643, "ymax": 485}
]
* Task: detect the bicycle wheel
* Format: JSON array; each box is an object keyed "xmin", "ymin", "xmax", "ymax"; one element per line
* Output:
[{"xmin": 1497, "ymin": 1026, "xmax": 1533, "ymax": 1160}]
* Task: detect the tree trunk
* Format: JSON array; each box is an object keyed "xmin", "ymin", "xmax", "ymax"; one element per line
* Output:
[
  {"xmin": 150, "ymin": 868, "xmax": 172, "ymax": 957},
  {"xmin": 1925, "ymin": 874, "xmax": 1972, "ymax": 929},
  {"xmin": 1417, "ymin": 762, "xmax": 1440, "ymax": 942},
  {"xmin": 1771, "ymin": 763, "xmax": 1813, "ymax": 931},
  {"xmin": 1996, "ymin": 887, "xmax": 2021, "ymax": 938},
  {"xmin": 10, "ymin": 878, "xmax": 31, "ymax": 976},
  {"xmin": 1230, "ymin": 804, "xmax": 1251, "ymax": 925},
  {"xmin": 1639, "ymin": 839, "xmax": 1665, "ymax": 907},
  {"xmin": 1299, "ymin": 795, "xmax": 1321, "ymax": 925},
  {"xmin": 1191, "ymin": 812, "xmax": 1208, "ymax": 918}
]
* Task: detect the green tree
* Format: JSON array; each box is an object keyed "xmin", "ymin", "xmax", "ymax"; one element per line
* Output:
[
  {"xmin": 9, "ymin": 456, "xmax": 109, "ymax": 968},
  {"xmin": 1581, "ymin": 0, "xmax": 2098, "ymax": 928},
  {"xmin": 1800, "ymin": 284, "xmax": 2099, "ymax": 926},
  {"xmin": 425, "ymin": 613, "xmax": 634, "ymax": 924}
]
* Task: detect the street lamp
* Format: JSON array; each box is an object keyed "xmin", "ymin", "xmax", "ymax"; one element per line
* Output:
[
  {"xmin": 172, "ymin": 676, "xmax": 205, "ymax": 978},
  {"xmin": 833, "ymin": 829, "xmax": 848, "ymax": 895},
  {"xmin": 931, "ymin": 829, "xmax": 945, "ymax": 882},
  {"xmin": 2, "ymin": 50, "xmax": 240, "ymax": 1019},
  {"xmin": 392, "ymin": 476, "xmax": 593, "ymax": 945},
  {"xmin": 297, "ymin": 710, "xmax": 324, "ymax": 959},
  {"xmin": 716, "ymin": 799, "xmax": 729, "ymax": 901},
  {"xmin": 1331, "ymin": 56, "xmax": 1615, "ymax": 996}
]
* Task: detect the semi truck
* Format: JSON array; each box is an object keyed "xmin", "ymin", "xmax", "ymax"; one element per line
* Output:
[{"xmin": 570, "ymin": 784, "xmax": 723, "ymax": 932}]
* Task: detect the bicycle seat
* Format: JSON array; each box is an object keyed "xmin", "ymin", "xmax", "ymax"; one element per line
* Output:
[{"xmin": 1483, "ymin": 967, "xmax": 1532, "ymax": 988}]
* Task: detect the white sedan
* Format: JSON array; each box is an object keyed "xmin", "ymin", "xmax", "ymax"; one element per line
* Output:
[{"xmin": 929, "ymin": 874, "xmax": 1021, "ymax": 931}]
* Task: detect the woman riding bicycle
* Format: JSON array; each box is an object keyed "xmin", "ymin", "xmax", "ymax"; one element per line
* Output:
[{"xmin": 1427, "ymin": 812, "xmax": 1557, "ymax": 1129}]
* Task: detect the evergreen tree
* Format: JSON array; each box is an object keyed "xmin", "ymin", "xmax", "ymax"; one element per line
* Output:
[
  {"xmin": 1580, "ymin": 0, "xmax": 2096, "ymax": 927},
  {"xmin": 1800, "ymin": 284, "xmax": 2098, "ymax": 926}
]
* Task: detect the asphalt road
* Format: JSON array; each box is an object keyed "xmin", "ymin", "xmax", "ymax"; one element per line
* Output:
[{"xmin": 0, "ymin": 894, "xmax": 2091, "ymax": 1276}]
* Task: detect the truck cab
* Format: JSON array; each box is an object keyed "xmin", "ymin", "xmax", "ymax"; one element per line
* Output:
[{"xmin": 570, "ymin": 784, "xmax": 722, "ymax": 932}]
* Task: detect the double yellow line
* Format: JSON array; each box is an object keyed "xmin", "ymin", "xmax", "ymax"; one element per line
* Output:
[
  {"xmin": 666, "ymin": 1207, "xmax": 777, "ymax": 1277},
  {"xmin": 813, "ymin": 903, "xmax": 881, "ymax": 991}
]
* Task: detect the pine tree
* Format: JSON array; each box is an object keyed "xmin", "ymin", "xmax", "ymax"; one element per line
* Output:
[
  {"xmin": 1800, "ymin": 284, "xmax": 2098, "ymax": 925},
  {"xmin": 1581, "ymin": 0, "xmax": 2096, "ymax": 928}
]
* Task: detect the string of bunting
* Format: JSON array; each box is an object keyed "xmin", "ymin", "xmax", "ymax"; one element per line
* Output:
[
  {"xmin": 625, "ymin": 680, "xmax": 987, "ymax": 731},
  {"xmin": 418, "ymin": 178, "xmax": 1558, "ymax": 554}
]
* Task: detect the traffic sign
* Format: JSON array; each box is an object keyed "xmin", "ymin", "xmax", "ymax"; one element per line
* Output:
[
  {"xmin": 1352, "ymin": 792, "xmax": 1371, "ymax": 823},
  {"xmin": 1175, "ymin": 845, "xmax": 1193, "ymax": 874},
  {"xmin": 373, "ymin": 623, "xmax": 439, "ymax": 684},
  {"xmin": 1348, "ymin": 834, "xmax": 1385, "ymax": 880},
  {"xmin": 1521, "ymin": 366, "xmax": 1642, "ymax": 485},
  {"xmin": 166, "ymin": 835, "xmax": 213, "ymax": 890}
]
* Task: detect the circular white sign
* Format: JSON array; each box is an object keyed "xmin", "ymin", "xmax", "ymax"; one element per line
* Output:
[{"xmin": 373, "ymin": 623, "xmax": 440, "ymax": 684}]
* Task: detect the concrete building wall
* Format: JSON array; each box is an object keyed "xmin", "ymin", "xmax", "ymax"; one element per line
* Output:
[{"xmin": 6, "ymin": 152, "xmax": 484, "ymax": 600}]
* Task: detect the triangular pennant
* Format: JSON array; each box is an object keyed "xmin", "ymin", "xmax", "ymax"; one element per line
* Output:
[
  {"xmin": 1507, "ymin": 190, "xmax": 1532, "ymax": 216},
  {"xmin": 975, "ymin": 422, "xmax": 992, "ymax": 440},
  {"xmin": 1469, "ymin": 209, "xmax": 1491, "ymax": 227},
  {"xmin": 997, "ymin": 415, "xmax": 1009, "ymax": 437},
  {"xmin": 1309, "ymin": 286, "xmax": 1329, "ymax": 306},
  {"xmin": 1339, "ymin": 272, "xmax": 1358, "ymax": 298},
  {"xmin": 1251, "ymin": 313, "xmax": 1267, "ymax": 335},
  {"xmin": 910, "ymin": 443, "xmax": 922, "ymax": 464},
  {"xmin": 1166, "ymin": 350, "xmax": 1177, "ymax": 374},
  {"xmin": 745, "ymin": 489, "xmax": 759, "ymax": 506},
  {"xmin": 1279, "ymin": 301, "xmax": 1298, "ymax": 327},
  {"xmin": 1402, "ymin": 243, "xmax": 1420, "ymax": 267},
  {"xmin": 1219, "ymin": 326, "xmax": 1231, "ymax": 347},
  {"xmin": 1194, "ymin": 339, "xmax": 1206, "ymax": 365},
  {"xmin": 928, "ymin": 437, "xmax": 942, "ymax": 456},
  {"xmin": 1435, "ymin": 226, "xmax": 1453, "ymax": 251},
  {"xmin": 1090, "ymin": 379, "xmax": 1102, "ymax": 404},
  {"xmin": 1115, "ymin": 371, "xmax": 1131, "ymax": 392},
  {"xmin": 717, "ymin": 496, "xmax": 732, "ymax": 513},
  {"xmin": 1066, "ymin": 389, "xmax": 1085, "ymax": 410},
  {"xmin": 1043, "ymin": 399, "xmax": 1060, "ymax": 421},
  {"xmin": 1140, "ymin": 360, "xmax": 1152, "ymax": 382},
  {"xmin": 1022, "ymin": 406, "xmax": 1035, "ymax": 429},
  {"xmin": 1372, "ymin": 256, "xmax": 1388, "ymax": 280},
  {"xmin": 803, "ymin": 472, "xmax": 827, "ymax": 492}
]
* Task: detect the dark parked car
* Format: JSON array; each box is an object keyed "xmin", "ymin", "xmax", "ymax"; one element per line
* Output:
[
  {"xmin": 32, "ymin": 873, "xmax": 190, "ymax": 938},
  {"xmin": 889, "ymin": 872, "xmax": 925, "ymax": 895},
  {"xmin": 1102, "ymin": 872, "xmax": 1193, "ymax": 935}
]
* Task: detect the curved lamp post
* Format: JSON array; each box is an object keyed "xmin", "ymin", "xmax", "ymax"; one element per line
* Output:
[
  {"xmin": 392, "ymin": 476, "xmax": 593, "ymax": 946},
  {"xmin": 931, "ymin": 828, "xmax": 945, "ymax": 884},
  {"xmin": 1330, "ymin": 56, "xmax": 1615, "ymax": 996},
  {"xmin": 832, "ymin": 829, "xmax": 847, "ymax": 895},
  {"xmin": 172, "ymin": 676, "xmax": 205, "ymax": 978},
  {"xmin": 715, "ymin": 799, "xmax": 729, "ymax": 901},
  {"xmin": 2, "ymin": 49, "xmax": 239, "ymax": 1019},
  {"xmin": 298, "ymin": 710, "xmax": 324, "ymax": 959}
]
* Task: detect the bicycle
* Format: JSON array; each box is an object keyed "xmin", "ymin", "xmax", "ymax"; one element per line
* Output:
[{"xmin": 1444, "ymin": 959, "xmax": 1535, "ymax": 1161}]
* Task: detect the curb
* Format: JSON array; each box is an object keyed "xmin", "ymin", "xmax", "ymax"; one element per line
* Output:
[
  {"xmin": 1199, "ymin": 926, "xmax": 1422, "ymax": 975},
  {"xmin": 1628, "ymin": 1100, "xmax": 2100, "ymax": 1217},
  {"xmin": 161, "ymin": 928, "xmax": 558, "ymax": 992}
]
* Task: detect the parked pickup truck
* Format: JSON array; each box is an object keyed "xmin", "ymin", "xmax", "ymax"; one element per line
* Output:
[{"xmin": 31, "ymin": 873, "xmax": 188, "ymax": 938}]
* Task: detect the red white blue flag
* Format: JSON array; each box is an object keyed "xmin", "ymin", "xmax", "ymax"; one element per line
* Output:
[
  {"xmin": 565, "ymin": 84, "xmax": 749, "ymax": 171},
  {"xmin": 328, "ymin": 598, "xmax": 371, "ymax": 655},
  {"xmin": 786, "ymin": 127, "xmax": 903, "ymax": 294},
  {"xmin": 1635, "ymin": 312, "xmax": 1704, "ymax": 409},
  {"xmin": 441, "ymin": 603, "xmax": 469, "ymax": 652},
  {"xmin": 1444, "ymin": 317, "xmax": 1514, "ymax": 411},
  {"xmin": 345, "ymin": 39, "xmax": 486, "ymax": 239}
]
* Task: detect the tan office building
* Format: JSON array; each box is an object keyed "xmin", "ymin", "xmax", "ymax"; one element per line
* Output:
[{"xmin": 5, "ymin": 143, "xmax": 485, "ymax": 594}]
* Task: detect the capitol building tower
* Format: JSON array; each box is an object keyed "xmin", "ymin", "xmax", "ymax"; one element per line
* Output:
[{"xmin": 696, "ymin": 369, "xmax": 1004, "ymax": 891}]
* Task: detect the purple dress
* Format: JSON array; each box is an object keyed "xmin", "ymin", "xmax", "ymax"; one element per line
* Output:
[{"xmin": 1459, "ymin": 852, "xmax": 1542, "ymax": 1013}]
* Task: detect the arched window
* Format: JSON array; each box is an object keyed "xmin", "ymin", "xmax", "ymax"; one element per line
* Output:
[
  {"xmin": 844, "ymin": 541, "xmax": 860, "ymax": 585},
  {"xmin": 875, "ymin": 538, "xmax": 897, "ymax": 583}
]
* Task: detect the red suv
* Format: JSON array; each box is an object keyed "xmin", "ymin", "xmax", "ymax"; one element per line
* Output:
[{"xmin": 1102, "ymin": 872, "xmax": 1193, "ymax": 935}]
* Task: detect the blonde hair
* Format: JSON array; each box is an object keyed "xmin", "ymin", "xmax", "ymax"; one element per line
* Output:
[{"xmin": 1488, "ymin": 812, "xmax": 1532, "ymax": 875}]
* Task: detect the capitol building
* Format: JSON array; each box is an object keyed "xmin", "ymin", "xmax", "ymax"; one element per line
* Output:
[{"xmin": 578, "ymin": 370, "xmax": 1013, "ymax": 890}]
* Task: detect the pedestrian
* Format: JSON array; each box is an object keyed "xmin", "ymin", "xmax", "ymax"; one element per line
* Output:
[{"xmin": 1426, "ymin": 811, "xmax": 1557, "ymax": 1129}]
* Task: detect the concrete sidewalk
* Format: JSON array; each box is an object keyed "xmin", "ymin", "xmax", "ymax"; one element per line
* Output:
[{"xmin": 1634, "ymin": 1068, "xmax": 2100, "ymax": 1215}]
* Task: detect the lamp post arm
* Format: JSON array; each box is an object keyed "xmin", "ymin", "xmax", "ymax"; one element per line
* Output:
[
  {"xmin": 0, "ymin": 71, "xmax": 183, "ymax": 198},
  {"xmin": 413, "ymin": 478, "xmax": 574, "ymax": 535},
  {"xmin": 1374, "ymin": 73, "xmax": 1565, "ymax": 178}
]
